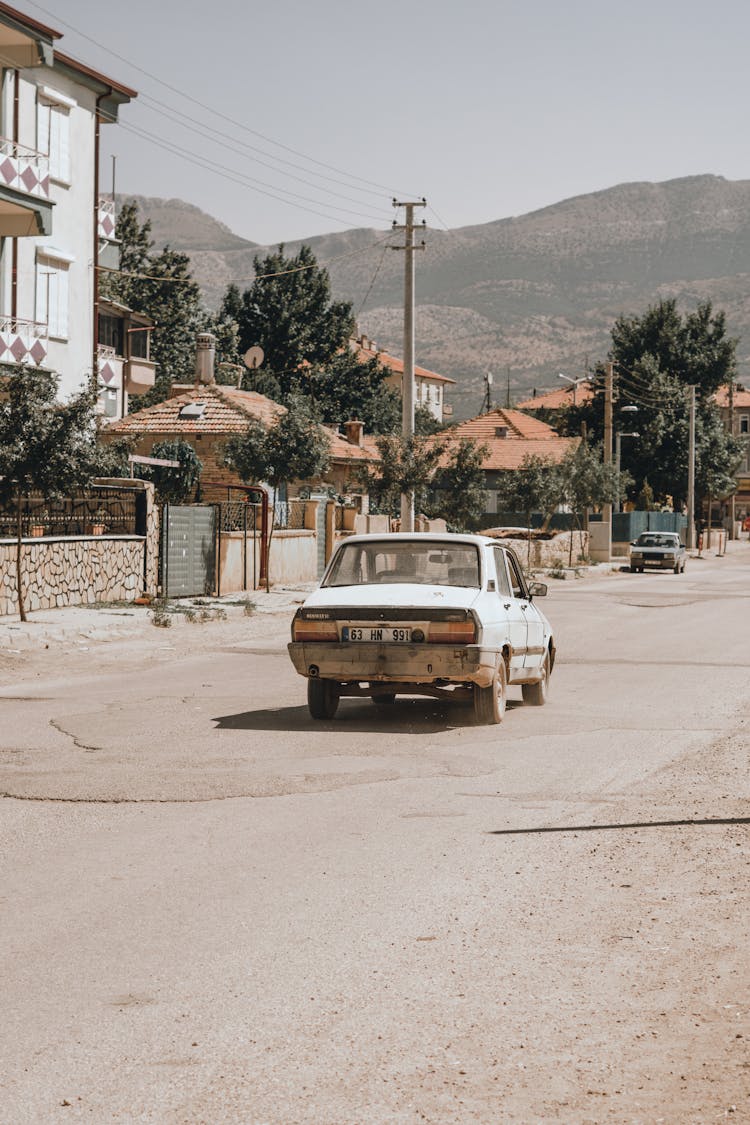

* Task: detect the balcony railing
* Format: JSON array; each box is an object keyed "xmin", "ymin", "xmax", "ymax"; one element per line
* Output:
[
  {"xmin": 0, "ymin": 137, "xmax": 49, "ymax": 200},
  {"xmin": 0, "ymin": 317, "xmax": 48, "ymax": 366},
  {"xmin": 97, "ymin": 344, "xmax": 123, "ymax": 389},
  {"xmin": 97, "ymin": 195, "xmax": 116, "ymax": 241}
]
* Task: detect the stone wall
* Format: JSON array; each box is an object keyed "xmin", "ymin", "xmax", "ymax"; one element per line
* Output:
[
  {"xmin": 498, "ymin": 530, "xmax": 590, "ymax": 569},
  {"xmin": 0, "ymin": 480, "xmax": 159, "ymax": 616},
  {"xmin": 0, "ymin": 537, "xmax": 146, "ymax": 615}
]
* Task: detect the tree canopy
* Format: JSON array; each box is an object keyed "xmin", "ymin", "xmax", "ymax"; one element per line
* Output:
[
  {"xmin": 559, "ymin": 300, "xmax": 742, "ymax": 508},
  {"xmin": 102, "ymin": 201, "xmax": 206, "ymax": 409},
  {"xmin": 233, "ymin": 245, "xmax": 354, "ymax": 401}
]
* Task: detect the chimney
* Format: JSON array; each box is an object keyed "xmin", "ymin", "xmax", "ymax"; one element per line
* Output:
[
  {"xmin": 344, "ymin": 419, "xmax": 364, "ymax": 446},
  {"xmin": 495, "ymin": 426, "xmax": 508, "ymax": 438},
  {"xmin": 195, "ymin": 332, "xmax": 216, "ymax": 385}
]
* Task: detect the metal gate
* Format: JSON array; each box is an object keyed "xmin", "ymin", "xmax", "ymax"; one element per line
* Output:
[
  {"xmin": 310, "ymin": 493, "xmax": 328, "ymax": 577},
  {"xmin": 161, "ymin": 505, "xmax": 217, "ymax": 597}
]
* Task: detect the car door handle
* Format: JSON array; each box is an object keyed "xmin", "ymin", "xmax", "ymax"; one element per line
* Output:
[
  {"xmin": 520, "ymin": 603, "xmax": 528, "ymax": 610},
  {"xmin": 503, "ymin": 603, "xmax": 511, "ymax": 610}
]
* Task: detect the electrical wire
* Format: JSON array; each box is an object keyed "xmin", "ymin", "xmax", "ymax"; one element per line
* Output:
[
  {"xmin": 97, "ymin": 232, "xmax": 397, "ymax": 287},
  {"xmin": 22, "ymin": 0, "xmax": 420, "ymax": 199},
  {"xmin": 356, "ymin": 244, "xmax": 390, "ymax": 317},
  {"xmin": 98, "ymin": 109, "xmax": 391, "ymax": 228}
]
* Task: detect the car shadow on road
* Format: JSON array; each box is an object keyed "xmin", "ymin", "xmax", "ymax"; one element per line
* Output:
[
  {"xmin": 213, "ymin": 698, "xmax": 521, "ymax": 734},
  {"xmin": 490, "ymin": 816, "xmax": 750, "ymax": 836}
]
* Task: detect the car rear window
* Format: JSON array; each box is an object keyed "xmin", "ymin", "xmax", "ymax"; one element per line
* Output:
[{"xmin": 324, "ymin": 541, "xmax": 481, "ymax": 588}]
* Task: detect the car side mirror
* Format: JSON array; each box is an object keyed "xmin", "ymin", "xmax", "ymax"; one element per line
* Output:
[{"xmin": 528, "ymin": 581, "xmax": 547, "ymax": 598}]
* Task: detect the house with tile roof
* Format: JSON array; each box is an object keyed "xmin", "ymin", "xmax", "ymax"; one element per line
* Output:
[
  {"xmin": 515, "ymin": 381, "xmax": 594, "ymax": 414},
  {"xmin": 352, "ymin": 333, "xmax": 455, "ymax": 422},
  {"xmin": 0, "ymin": 3, "xmax": 139, "ymax": 409},
  {"xmin": 437, "ymin": 407, "xmax": 578, "ymax": 526},
  {"xmin": 103, "ymin": 380, "xmax": 379, "ymax": 502},
  {"xmin": 714, "ymin": 383, "xmax": 750, "ymax": 523}
]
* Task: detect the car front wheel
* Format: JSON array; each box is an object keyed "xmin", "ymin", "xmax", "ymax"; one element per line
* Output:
[
  {"xmin": 522, "ymin": 652, "xmax": 550, "ymax": 706},
  {"xmin": 308, "ymin": 678, "xmax": 340, "ymax": 720},
  {"xmin": 474, "ymin": 660, "xmax": 507, "ymax": 725}
]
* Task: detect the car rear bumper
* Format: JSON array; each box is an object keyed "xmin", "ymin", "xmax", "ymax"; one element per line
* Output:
[{"xmin": 288, "ymin": 641, "xmax": 499, "ymax": 687}]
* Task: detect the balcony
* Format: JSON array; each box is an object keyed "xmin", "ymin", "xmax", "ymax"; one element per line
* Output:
[
  {"xmin": 0, "ymin": 137, "xmax": 53, "ymax": 236},
  {"xmin": 125, "ymin": 357, "xmax": 156, "ymax": 395},
  {"xmin": 97, "ymin": 196, "xmax": 120, "ymax": 270},
  {"xmin": 97, "ymin": 344, "xmax": 123, "ymax": 389},
  {"xmin": 0, "ymin": 317, "xmax": 48, "ymax": 366}
]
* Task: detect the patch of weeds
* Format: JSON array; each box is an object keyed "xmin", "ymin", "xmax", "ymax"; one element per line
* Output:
[
  {"xmin": 548, "ymin": 558, "xmax": 567, "ymax": 580},
  {"xmin": 241, "ymin": 598, "xmax": 256, "ymax": 616},
  {"xmin": 183, "ymin": 608, "xmax": 197, "ymax": 624},
  {"xmin": 150, "ymin": 600, "xmax": 172, "ymax": 628}
]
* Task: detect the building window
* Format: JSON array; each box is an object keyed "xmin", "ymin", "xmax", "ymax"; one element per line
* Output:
[
  {"xmin": 36, "ymin": 254, "xmax": 70, "ymax": 339},
  {"xmin": 99, "ymin": 314, "xmax": 124, "ymax": 355},
  {"xmin": 37, "ymin": 90, "xmax": 73, "ymax": 183},
  {"xmin": 740, "ymin": 414, "xmax": 749, "ymax": 435}
]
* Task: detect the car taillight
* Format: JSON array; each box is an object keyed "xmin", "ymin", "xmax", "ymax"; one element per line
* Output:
[
  {"xmin": 292, "ymin": 616, "xmax": 339, "ymax": 642},
  {"xmin": 428, "ymin": 618, "xmax": 477, "ymax": 644}
]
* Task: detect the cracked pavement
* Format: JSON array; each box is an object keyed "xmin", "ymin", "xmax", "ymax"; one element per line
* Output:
[{"xmin": 1, "ymin": 548, "xmax": 749, "ymax": 1122}]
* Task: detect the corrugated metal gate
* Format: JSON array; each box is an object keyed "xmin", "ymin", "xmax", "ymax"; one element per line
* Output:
[
  {"xmin": 310, "ymin": 493, "xmax": 328, "ymax": 577},
  {"xmin": 161, "ymin": 505, "xmax": 217, "ymax": 597}
]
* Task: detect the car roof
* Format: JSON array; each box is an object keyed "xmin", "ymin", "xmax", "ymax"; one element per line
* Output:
[{"xmin": 335, "ymin": 532, "xmax": 496, "ymax": 547}]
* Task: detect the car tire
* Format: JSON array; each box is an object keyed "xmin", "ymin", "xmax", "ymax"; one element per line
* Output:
[
  {"xmin": 674, "ymin": 563, "xmax": 680, "ymax": 573},
  {"xmin": 308, "ymin": 678, "xmax": 340, "ymax": 720},
  {"xmin": 473, "ymin": 659, "xmax": 507, "ymax": 725},
  {"xmin": 629, "ymin": 564, "xmax": 637, "ymax": 572},
  {"xmin": 522, "ymin": 652, "xmax": 550, "ymax": 706},
  {"xmin": 371, "ymin": 693, "xmax": 396, "ymax": 706}
]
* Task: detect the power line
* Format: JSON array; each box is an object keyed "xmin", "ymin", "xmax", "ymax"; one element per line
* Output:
[
  {"xmin": 23, "ymin": 0, "xmax": 420, "ymax": 200},
  {"xmin": 98, "ymin": 232, "xmax": 396, "ymax": 287}
]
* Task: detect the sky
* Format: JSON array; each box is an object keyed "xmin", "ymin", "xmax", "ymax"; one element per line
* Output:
[{"xmin": 20, "ymin": 0, "xmax": 750, "ymax": 245}]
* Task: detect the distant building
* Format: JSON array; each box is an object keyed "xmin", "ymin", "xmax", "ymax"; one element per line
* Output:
[
  {"xmin": 0, "ymin": 3, "xmax": 137, "ymax": 406},
  {"xmin": 439, "ymin": 407, "xmax": 578, "ymax": 525},
  {"xmin": 515, "ymin": 381, "xmax": 594, "ymax": 414},
  {"xmin": 714, "ymin": 383, "xmax": 750, "ymax": 522},
  {"xmin": 103, "ymin": 380, "xmax": 379, "ymax": 501},
  {"xmin": 352, "ymin": 333, "xmax": 455, "ymax": 422}
]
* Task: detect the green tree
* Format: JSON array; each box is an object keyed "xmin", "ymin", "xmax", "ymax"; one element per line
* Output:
[
  {"xmin": 104, "ymin": 202, "xmax": 206, "ymax": 410},
  {"xmin": 0, "ymin": 369, "xmax": 103, "ymax": 620},
  {"xmin": 415, "ymin": 404, "xmax": 446, "ymax": 436},
  {"xmin": 426, "ymin": 438, "xmax": 488, "ymax": 531},
  {"xmin": 136, "ymin": 439, "xmax": 203, "ymax": 504},
  {"xmin": 558, "ymin": 442, "xmax": 621, "ymax": 563},
  {"xmin": 223, "ymin": 396, "xmax": 331, "ymax": 588},
  {"xmin": 495, "ymin": 455, "xmax": 566, "ymax": 568},
  {"xmin": 308, "ymin": 350, "xmax": 400, "ymax": 435},
  {"xmin": 611, "ymin": 299, "xmax": 736, "ymax": 399},
  {"xmin": 233, "ymin": 245, "xmax": 355, "ymax": 400},
  {"xmin": 355, "ymin": 433, "xmax": 446, "ymax": 519}
]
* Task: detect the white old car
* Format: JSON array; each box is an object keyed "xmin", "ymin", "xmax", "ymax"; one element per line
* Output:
[
  {"xmin": 288, "ymin": 533, "xmax": 555, "ymax": 724},
  {"xmin": 629, "ymin": 531, "xmax": 687, "ymax": 573}
]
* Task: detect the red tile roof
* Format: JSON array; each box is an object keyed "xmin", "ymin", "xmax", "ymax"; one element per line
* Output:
[
  {"xmin": 515, "ymin": 382, "xmax": 594, "ymax": 411},
  {"xmin": 353, "ymin": 337, "xmax": 456, "ymax": 384},
  {"xmin": 438, "ymin": 408, "xmax": 577, "ymax": 471},
  {"xmin": 714, "ymin": 384, "xmax": 750, "ymax": 409},
  {"xmin": 105, "ymin": 383, "xmax": 377, "ymax": 463}
]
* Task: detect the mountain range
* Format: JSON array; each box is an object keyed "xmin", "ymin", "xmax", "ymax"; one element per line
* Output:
[{"xmin": 125, "ymin": 174, "xmax": 750, "ymax": 420}]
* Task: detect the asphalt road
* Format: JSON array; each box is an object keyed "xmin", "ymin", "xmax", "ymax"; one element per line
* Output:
[{"xmin": 1, "ymin": 548, "xmax": 749, "ymax": 1123}]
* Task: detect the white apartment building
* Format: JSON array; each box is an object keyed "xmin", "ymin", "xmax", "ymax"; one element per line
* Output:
[{"xmin": 0, "ymin": 3, "xmax": 153, "ymax": 416}]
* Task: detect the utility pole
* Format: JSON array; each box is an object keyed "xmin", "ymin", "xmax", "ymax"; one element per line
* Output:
[
  {"xmin": 483, "ymin": 371, "xmax": 493, "ymax": 413},
  {"xmin": 392, "ymin": 198, "xmax": 426, "ymax": 532},
  {"xmin": 687, "ymin": 384, "xmax": 696, "ymax": 550},
  {"xmin": 603, "ymin": 361, "xmax": 614, "ymax": 559},
  {"xmin": 728, "ymin": 372, "xmax": 735, "ymax": 538},
  {"xmin": 506, "ymin": 366, "xmax": 511, "ymax": 409}
]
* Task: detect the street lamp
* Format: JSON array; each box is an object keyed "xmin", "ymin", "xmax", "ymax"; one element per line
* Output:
[
  {"xmin": 615, "ymin": 431, "xmax": 640, "ymax": 512},
  {"xmin": 558, "ymin": 371, "xmax": 587, "ymax": 405}
]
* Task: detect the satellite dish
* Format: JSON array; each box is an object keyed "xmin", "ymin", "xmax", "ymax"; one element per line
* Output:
[{"xmin": 244, "ymin": 346, "xmax": 264, "ymax": 370}]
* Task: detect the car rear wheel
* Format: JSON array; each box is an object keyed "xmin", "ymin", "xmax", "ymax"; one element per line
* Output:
[
  {"xmin": 308, "ymin": 678, "xmax": 340, "ymax": 720},
  {"xmin": 474, "ymin": 659, "xmax": 507, "ymax": 725},
  {"xmin": 522, "ymin": 652, "xmax": 550, "ymax": 706}
]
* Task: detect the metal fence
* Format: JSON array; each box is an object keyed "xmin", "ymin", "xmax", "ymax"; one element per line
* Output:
[{"xmin": 0, "ymin": 487, "xmax": 140, "ymax": 539}]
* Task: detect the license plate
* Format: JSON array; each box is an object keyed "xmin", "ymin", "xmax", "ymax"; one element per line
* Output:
[{"xmin": 342, "ymin": 626, "xmax": 412, "ymax": 643}]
